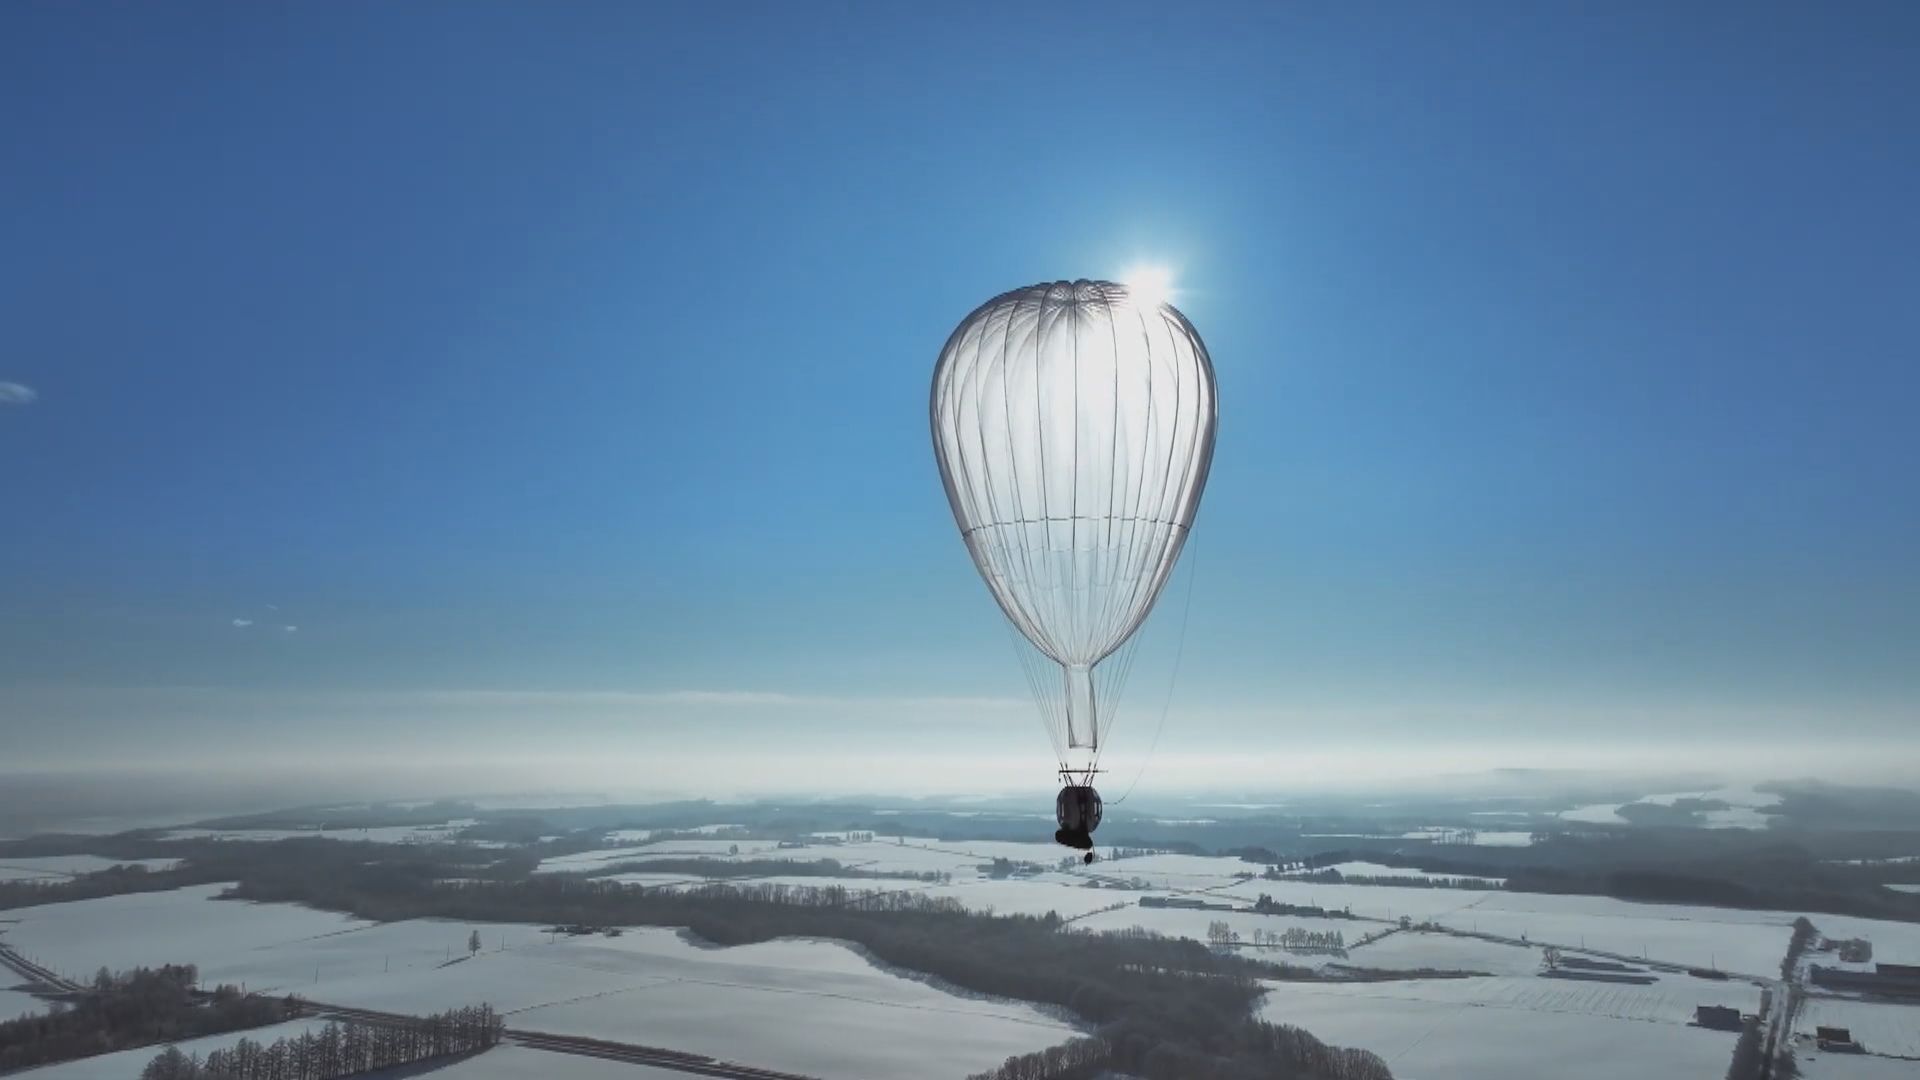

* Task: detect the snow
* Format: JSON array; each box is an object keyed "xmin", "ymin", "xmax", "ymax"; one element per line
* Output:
[
  {"xmin": 1881, "ymin": 884, "xmax": 1920, "ymax": 894},
  {"xmin": 1797, "ymin": 1054, "xmax": 1920, "ymax": 1080},
  {"xmin": 396, "ymin": 1045, "xmax": 693, "ymax": 1078},
  {"xmin": 927, "ymin": 879, "xmax": 1131, "ymax": 919},
  {"xmin": 1, "ymin": 985, "xmax": 52, "ymax": 1022},
  {"xmin": 1801, "ymin": 914, "xmax": 1920, "ymax": 967},
  {"xmin": 1071, "ymin": 904, "xmax": 1360, "ymax": 961},
  {"xmin": 601, "ymin": 872, "xmax": 710, "ymax": 889},
  {"xmin": 0, "ymin": 885, "xmax": 369, "ymax": 985},
  {"xmin": 1258, "ymin": 975, "xmax": 1760, "ymax": 1080},
  {"xmin": 1637, "ymin": 786, "xmax": 1781, "ymax": 829},
  {"xmin": 1205, "ymin": 879, "xmax": 1800, "ymax": 976},
  {"xmin": 1291, "ymin": 862, "xmax": 1505, "ymax": 886},
  {"xmin": 626, "ymin": 838, "xmax": 784, "ymax": 857},
  {"xmin": 1559, "ymin": 803, "xmax": 1629, "ymax": 824},
  {"xmin": 1210, "ymin": 875, "xmax": 1499, "ymax": 923},
  {"xmin": 1399, "ymin": 829, "xmax": 1536, "ymax": 848},
  {"xmin": 1344, "ymin": 931, "xmax": 1545, "ymax": 975},
  {"xmin": 0, "ymin": 856, "xmax": 181, "ymax": 882},
  {"xmin": 14, "ymin": 1019, "xmax": 324, "ymax": 1079},
  {"xmin": 1, "ymin": 887, "xmax": 1072, "ymax": 1080},
  {"xmin": 1557, "ymin": 786, "xmax": 1782, "ymax": 831},
  {"xmin": 1081, "ymin": 853, "xmax": 1258, "ymax": 891},
  {"xmin": 1795, "ymin": 997, "xmax": 1920, "ymax": 1059},
  {"xmin": 1436, "ymin": 892, "xmax": 1793, "ymax": 977},
  {"xmin": 533, "ymin": 838, "xmax": 788, "ymax": 874}
]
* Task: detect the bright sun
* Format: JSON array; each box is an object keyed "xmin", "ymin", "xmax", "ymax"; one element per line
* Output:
[{"xmin": 1122, "ymin": 264, "xmax": 1175, "ymax": 308}]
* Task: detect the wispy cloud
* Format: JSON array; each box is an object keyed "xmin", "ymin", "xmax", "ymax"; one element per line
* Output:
[
  {"xmin": 283, "ymin": 625, "xmax": 298, "ymax": 633},
  {"xmin": 0, "ymin": 382, "xmax": 37, "ymax": 406},
  {"xmin": 231, "ymin": 618, "xmax": 254, "ymax": 628}
]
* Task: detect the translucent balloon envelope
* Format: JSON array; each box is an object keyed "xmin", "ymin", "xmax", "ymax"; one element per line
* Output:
[{"xmin": 931, "ymin": 280, "xmax": 1217, "ymax": 770}]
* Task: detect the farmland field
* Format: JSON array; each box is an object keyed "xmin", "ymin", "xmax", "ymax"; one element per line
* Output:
[
  {"xmin": 1797, "ymin": 1055, "xmax": 1920, "ymax": 1080},
  {"xmin": 0, "ymin": 886, "xmax": 1074, "ymax": 1080},
  {"xmin": 0, "ymin": 856, "xmax": 181, "ymax": 881},
  {"xmin": 383, "ymin": 1045, "xmax": 695, "ymax": 1078},
  {"xmin": 1344, "ymin": 931, "xmax": 1543, "ymax": 975},
  {"xmin": 1258, "ymin": 975, "xmax": 1758, "ymax": 1080},
  {"xmin": 12, "ymin": 1020, "xmax": 323, "ymax": 1080},
  {"xmin": 1, "ymin": 986, "xmax": 50, "ymax": 1023},
  {"xmin": 1795, "ymin": 996, "xmax": 1920, "ymax": 1059}
]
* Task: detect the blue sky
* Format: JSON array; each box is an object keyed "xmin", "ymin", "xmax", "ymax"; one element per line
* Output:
[{"xmin": 3, "ymin": 3, "xmax": 1916, "ymax": 791}]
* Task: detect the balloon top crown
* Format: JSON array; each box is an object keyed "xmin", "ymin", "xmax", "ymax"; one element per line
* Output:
[{"xmin": 994, "ymin": 279, "xmax": 1165, "ymax": 308}]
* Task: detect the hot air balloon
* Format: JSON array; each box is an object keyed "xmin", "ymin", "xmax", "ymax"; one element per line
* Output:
[{"xmin": 930, "ymin": 279, "xmax": 1218, "ymax": 857}]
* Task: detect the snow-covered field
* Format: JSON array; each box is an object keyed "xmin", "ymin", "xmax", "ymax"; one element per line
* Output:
[
  {"xmin": 1288, "ymin": 861, "xmax": 1505, "ymax": 885},
  {"xmin": 1558, "ymin": 803, "xmax": 1630, "ymax": 825},
  {"xmin": 1210, "ymin": 875, "xmax": 1495, "ymax": 923},
  {"xmin": 925, "ymin": 878, "xmax": 1128, "ymax": 919},
  {"xmin": 1, "ymin": 985, "xmax": 51, "ymax": 1023},
  {"xmin": 0, "ymin": 886, "xmax": 1072, "ymax": 1079},
  {"xmin": 1640, "ymin": 785, "xmax": 1782, "ymax": 829},
  {"xmin": 1795, "ymin": 997, "xmax": 1920, "ymax": 1059},
  {"xmin": 1086, "ymin": 852, "xmax": 1258, "ymax": 891},
  {"xmin": 0, "ymin": 856, "xmax": 181, "ymax": 881},
  {"xmin": 1259, "ymin": 975, "xmax": 1758, "ymax": 1080},
  {"xmin": 1069, "ymin": 905, "xmax": 1356, "ymax": 964},
  {"xmin": 15, "ymin": 1020, "xmax": 323, "ymax": 1079},
  {"xmin": 1555, "ymin": 786, "xmax": 1781, "ymax": 831},
  {"xmin": 1805, "ymin": 914, "xmax": 1920, "ymax": 966},
  {"xmin": 1208, "ymin": 877, "xmax": 1795, "ymax": 975},
  {"xmin": 1798, "ymin": 1054, "xmax": 1920, "ymax": 1080},
  {"xmin": 385, "ymin": 1045, "xmax": 694, "ymax": 1078},
  {"xmin": 1399, "ymin": 828, "xmax": 1536, "ymax": 847},
  {"xmin": 533, "ymin": 837, "xmax": 788, "ymax": 874},
  {"xmin": 1344, "ymin": 931, "xmax": 1544, "ymax": 975}
]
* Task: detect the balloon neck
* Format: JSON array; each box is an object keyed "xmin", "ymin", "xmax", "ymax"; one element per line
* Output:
[{"xmin": 1064, "ymin": 664, "xmax": 1098, "ymax": 750}]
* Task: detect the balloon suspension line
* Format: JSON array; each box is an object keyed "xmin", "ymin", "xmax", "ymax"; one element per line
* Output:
[{"xmin": 1101, "ymin": 539, "xmax": 1199, "ymax": 807}]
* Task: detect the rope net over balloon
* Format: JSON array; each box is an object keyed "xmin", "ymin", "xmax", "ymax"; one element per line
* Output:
[{"xmin": 931, "ymin": 280, "xmax": 1217, "ymax": 786}]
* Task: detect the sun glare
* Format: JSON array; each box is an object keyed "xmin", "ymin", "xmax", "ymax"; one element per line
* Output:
[{"xmin": 1122, "ymin": 264, "xmax": 1175, "ymax": 308}]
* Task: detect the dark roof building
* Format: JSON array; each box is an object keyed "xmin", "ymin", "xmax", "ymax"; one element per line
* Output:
[{"xmin": 1695, "ymin": 1005, "xmax": 1743, "ymax": 1032}]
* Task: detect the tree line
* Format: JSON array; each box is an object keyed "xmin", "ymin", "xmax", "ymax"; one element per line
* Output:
[
  {"xmin": 139, "ymin": 1004, "xmax": 504, "ymax": 1080},
  {"xmin": 579, "ymin": 856, "xmax": 949, "ymax": 883},
  {"xmin": 1276, "ymin": 868, "xmax": 1503, "ymax": 891},
  {"xmin": 965, "ymin": 1023, "xmax": 1390, "ymax": 1080},
  {"xmin": 0, "ymin": 965, "xmax": 293, "ymax": 1073},
  {"xmin": 1217, "ymin": 923, "xmax": 1347, "ymax": 953}
]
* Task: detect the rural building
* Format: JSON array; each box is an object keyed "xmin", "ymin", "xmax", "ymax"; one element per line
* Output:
[
  {"xmin": 1815, "ymin": 1026, "xmax": 1860, "ymax": 1052},
  {"xmin": 1694, "ymin": 1005, "xmax": 1743, "ymax": 1031},
  {"xmin": 1809, "ymin": 962, "xmax": 1920, "ymax": 997}
]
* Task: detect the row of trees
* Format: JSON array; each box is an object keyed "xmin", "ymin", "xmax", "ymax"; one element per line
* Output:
[
  {"xmin": 965, "ymin": 1035, "xmax": 1111, "ymax": 1080},
  {"xmin": 1261, "ymin": 927, "xmax": 1346, "ymax": 952},
  {"xmin": 1278, "ymin": 868, "xmax": 1503, "ymax": 891},
  {"xmin": 1250, "ymin": 894, "xmax": 1358, "ymax": 920},
  {"xmin": 140, "ymin": 1005, "xmax": 504, "ymax": 1080},
  {"xmin": 965, "ymin": 1023, "xmax": 1392, "ymax": 1080},
  {"xmin": 0, "ymin": 965, "xmax": 292, "ymax": 1073},
  {"xmin": 1204, "ymin": 921, "xmax": 1347, "ymax": 953},
  {"xmin": 578, "ymin": 856, "xmax": 950, "ymax": 884}
]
